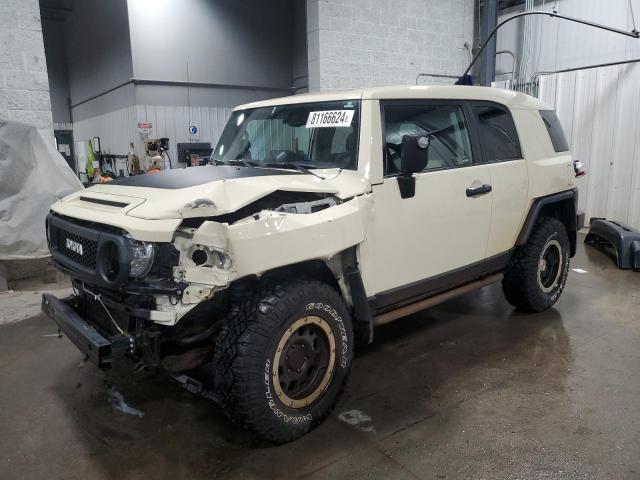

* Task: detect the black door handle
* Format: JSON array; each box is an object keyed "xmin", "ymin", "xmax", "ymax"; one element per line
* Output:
[{"xmin": 466, "ymin": 184, "xmax": 492, "ymax": 197}]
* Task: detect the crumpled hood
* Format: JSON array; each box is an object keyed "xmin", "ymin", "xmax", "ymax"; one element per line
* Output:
[{"xmin": 57, "ymin": 165, "xmax": 370, "ymax": 220}]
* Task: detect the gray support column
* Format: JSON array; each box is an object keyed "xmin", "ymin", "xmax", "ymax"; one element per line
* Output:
[
  {"xmin": 0, "ymin": 262, "xmax": 8, "ymax": 292},
  {"xmin": 479, "ymin": 0, "xmax": 499, "ymax": 86}
]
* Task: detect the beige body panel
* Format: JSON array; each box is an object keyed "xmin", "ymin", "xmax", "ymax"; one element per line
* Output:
[
  {"xmin": 50, "ymin": 200, "xmax": 181, "ymax": 242},
  {"xmin": 507, "ymin": 108, "xmax": 576, "ymax": 250},
  {"xmin": 359, "ymin": 165, "xmax": 492, "ymax": 295},
  {"xmin": 174, "ymin": 196, "xmax": 369, "ymax": 286},
  {"xmin": 226, "ymin": 196, "xmax": 369, "ymax": 278},
  {"xmin": 485, "ymin": 160, "xmax": 529, "ymax": 257},
  {"xmin": 513, "ymin": 108, "xmax": 575, "ymax": 198}
]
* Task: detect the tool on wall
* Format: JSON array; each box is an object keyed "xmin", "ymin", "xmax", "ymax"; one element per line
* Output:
[
  {"xmin": 98, "ymin": 154, "xmax": 129, "ymax": 183},
  {"xmin": 144, "ymin": 138, "xmax": 171, "ymax": 172},
  {"xmin": 127, "ymin": 142, "xmax": 142, "ymax": 175},
  {"xmin": 86, "ymin": 139, "xmax": 96, "ymax": 180}
]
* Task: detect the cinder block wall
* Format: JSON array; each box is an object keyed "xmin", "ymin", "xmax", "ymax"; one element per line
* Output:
[
  {"xmin": 307, "ymin": 0, "xmax": 475, "ymax": 91},
  {"xmin": 0, "ymin": 0, "xmax": 54, "ymax": 143}
]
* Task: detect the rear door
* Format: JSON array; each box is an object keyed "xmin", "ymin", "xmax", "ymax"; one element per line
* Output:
[{"xmin": 470, "ymin": 102, "xmax": 529, "ymax": 257}]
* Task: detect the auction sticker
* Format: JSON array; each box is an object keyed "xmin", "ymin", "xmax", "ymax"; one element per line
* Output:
[{"xmin": 306, "ymin": 110, "xmax": 354, "ymax": 128}]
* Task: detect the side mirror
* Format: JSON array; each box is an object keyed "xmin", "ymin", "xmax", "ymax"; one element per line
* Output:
[
  {"xmin": 400, "ymin": 135, "xmax": 429, "ymax": 175},
  {"xmin": 397, "ymin": 135, "xmax": 429, "ymax": 199}
]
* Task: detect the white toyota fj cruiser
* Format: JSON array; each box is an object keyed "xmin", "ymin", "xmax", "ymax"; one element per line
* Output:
[{"xmin": 43, "ymin": 86, "xmax": 584, "ymax": 443}]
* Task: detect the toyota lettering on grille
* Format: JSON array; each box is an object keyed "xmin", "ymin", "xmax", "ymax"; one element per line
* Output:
[{"xmin": 65, "ymin": 238, "xmax": 84, "ymax": 255}]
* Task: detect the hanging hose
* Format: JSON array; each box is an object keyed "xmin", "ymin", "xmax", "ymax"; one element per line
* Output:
[
  {"xmin": 460, "ymin": 11, "xmax": 640, "ymax": 81},
  {"xmin": 630, "ymin": 0, "xmax": 638, "ymax": 33}
]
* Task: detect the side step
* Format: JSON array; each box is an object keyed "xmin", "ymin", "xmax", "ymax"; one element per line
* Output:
[{"xmin": 374, "ymin": 273, "xmax": 503, "ymax": 326}]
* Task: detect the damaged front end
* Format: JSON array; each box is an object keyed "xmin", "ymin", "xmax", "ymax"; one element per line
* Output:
[
  {"xmin": 43, "ymin": 184, "xmax": 370, "ymax": 372},
  {"xmin": 44, "ymin": 210, "xmax": 229, "ymax": 371}
]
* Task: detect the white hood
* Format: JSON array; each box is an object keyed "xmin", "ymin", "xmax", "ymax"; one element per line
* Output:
[{"xmin": 55, "ymin": 166, "xmax": 370, "ymax": 221}]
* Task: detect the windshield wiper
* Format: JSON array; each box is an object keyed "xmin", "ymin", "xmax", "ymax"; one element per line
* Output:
[
  {"xmin": 263, "ymin": 162, "xmax": 325, "ymax": 180},
  {"xmin": 218, "ymin": 159, "xmax": 257, "ymax": 168}
]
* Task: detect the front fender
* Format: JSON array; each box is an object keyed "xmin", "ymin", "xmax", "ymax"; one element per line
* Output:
[{"xmin": 227, "ymin": 195, "xmax": 370, "ymax": 278}]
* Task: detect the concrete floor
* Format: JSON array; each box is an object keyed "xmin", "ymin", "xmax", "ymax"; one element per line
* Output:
[{"xmin": 1, "ymin": 238, "xmax": 639, "ymax": 480}]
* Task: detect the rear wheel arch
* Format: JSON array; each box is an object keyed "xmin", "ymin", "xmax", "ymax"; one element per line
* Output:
[{"xmin": 517, "ymin": 190, "xmax": 578, "ymax": 257}]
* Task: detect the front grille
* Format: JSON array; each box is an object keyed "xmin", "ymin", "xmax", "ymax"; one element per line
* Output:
[
  {"xmin": 52, "ymin": 227, "xmax": 98, "ymax": 269},
  {"xmin": 47, "ymin": 212, "xmax": 132, "ymax": 288}
]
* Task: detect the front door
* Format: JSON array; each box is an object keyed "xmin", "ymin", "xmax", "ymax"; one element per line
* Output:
[{"xmin": 362, "ymin": 101, "xmax": 493, "ymax": 303}]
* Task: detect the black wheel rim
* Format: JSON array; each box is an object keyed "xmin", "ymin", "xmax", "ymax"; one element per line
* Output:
[
  {"xmin": 273, "ymin": 316, "xmax": 336, "ymax": 408},
  {"xmin": 538, "ymin": 239, "xmax": 562, "ymax": 292},
  {"xmin": 278, "ymin": 324, "xmax": 329, "ymax": 399}
]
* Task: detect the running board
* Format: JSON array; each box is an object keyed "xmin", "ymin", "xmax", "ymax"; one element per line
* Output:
[{"xmin": 373, "ymin": 273, "xmax": 504, "ymax": 326}]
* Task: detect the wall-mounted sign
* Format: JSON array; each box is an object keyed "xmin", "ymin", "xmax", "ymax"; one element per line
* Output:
[
  {"xmin": 189, "ymin": 125, "xmax": 199, "ymax": 140},
  {"xmin": 138, "ymin": 122, "xmax": 152, "ymax": 135}
]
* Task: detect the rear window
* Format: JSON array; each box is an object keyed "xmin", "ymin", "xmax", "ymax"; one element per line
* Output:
[
  {"xmin": 540, "ymin": 110, "xmax": 569, "ymax": 152},
  {"xmin": 473, "ymin": 103, "xmax": 522, "ymax": 161}
]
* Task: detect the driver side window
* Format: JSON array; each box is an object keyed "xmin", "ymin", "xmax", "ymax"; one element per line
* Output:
[{"xmin": 383, "ymin": 104, "xmax": 473, "ymax": 175}]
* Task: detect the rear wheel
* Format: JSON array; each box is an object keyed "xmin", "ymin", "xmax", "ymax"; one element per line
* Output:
[
  {"xmin": 213, "ymin": 278, "xmax": 353, "ymax": 443},
  {"xmin": 503, "ymin": 217, "xmax": 570, "ymax": 312}
]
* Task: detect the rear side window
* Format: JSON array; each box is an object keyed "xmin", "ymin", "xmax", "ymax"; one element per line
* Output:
[
  {"xmin": 473, "ymin": 103, "xmax": 522, "ymax": 161},
  {"xmin": 540, "ymin": 110, "xmax": 569, "ymax": 152}
]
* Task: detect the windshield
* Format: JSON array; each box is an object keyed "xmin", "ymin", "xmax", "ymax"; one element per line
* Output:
[{"xmin": 213, "ymin": 100, "xmax": 360, "ymax": 170}]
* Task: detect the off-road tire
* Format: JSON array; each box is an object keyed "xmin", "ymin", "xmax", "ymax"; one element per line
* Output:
[
  {"xmin": 213, "ymin": 278, "xmax": 353, "ymax": 443},
  {"xmin": 503, "ymin": 217, "xmax": 570, "ymax": 312}
]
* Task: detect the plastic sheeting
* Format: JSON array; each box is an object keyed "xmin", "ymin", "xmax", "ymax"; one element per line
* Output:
[{"xmin": 0, "ymin": 120, "xmax": 83, "ymax": 260}]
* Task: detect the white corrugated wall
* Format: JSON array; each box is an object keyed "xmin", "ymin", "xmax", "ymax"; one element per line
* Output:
[
  {"xmin": 73, "ymin": 105, "xmax": 233, "ymax": 168},
  {"xmin": 538, "ymin": 62, "xmax": 640, "ymax": 229}
]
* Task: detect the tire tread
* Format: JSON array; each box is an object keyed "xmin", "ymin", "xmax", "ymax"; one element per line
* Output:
[
  {"xmin": 213, "ymin": 278, "xmax": 352, "ymax": 443},
  {"xmin": 503, "ymin": 217, "xmax": 570, "ymax": 312}
]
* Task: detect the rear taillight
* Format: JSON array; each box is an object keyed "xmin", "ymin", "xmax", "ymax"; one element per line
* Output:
[{"xmin": 574, "ymin": 160, "xmax": 586, "ymax": 178}]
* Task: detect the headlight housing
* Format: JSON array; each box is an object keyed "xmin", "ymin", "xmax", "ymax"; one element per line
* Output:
[
  {"xmin": 129, "ymin": 240, "xmax": 154, "ymax": 278},
  {"xmin": 210, "ymin": 248, "xmax": 232, "ymax": 270},
  {"xmin": 191, "ymin": 246, "xmax": 232, "ymax": 270}
]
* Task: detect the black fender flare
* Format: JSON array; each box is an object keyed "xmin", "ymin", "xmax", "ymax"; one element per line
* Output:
[
  {"xmin": 516, "ymin": 189, "xmax": 579, "ymax": 257},
  {"xmin": 340, "ymin": 247, "xmax": 374, "ymax": 345}
]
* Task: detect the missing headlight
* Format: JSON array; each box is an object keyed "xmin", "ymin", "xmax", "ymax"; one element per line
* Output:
[{"xmin": 190, "ymin": 246, "xmax": 232, "ymax": 270}]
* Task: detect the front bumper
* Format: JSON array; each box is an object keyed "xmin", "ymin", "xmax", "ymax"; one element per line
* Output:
[{"xmin": 41, "ymin": 293, "xmax": 130, "ymax": 369}]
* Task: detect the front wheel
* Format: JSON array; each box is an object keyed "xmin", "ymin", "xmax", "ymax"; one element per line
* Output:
[
  {"xmin": 213, "ymin": 279, "xmax": 353, "ymax": 443},
  {"xmin": 503, "ymin": 217, "xmax": 570, "ymax": 312}
]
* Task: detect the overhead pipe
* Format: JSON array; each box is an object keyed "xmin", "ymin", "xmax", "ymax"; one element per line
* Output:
[
  {"xmin": 459, "ymin": 11, "xmax": 640, "ymax": 83},
  {"xmin": 530, "ymin": 57, "xmax": 640, "ymax": 85},
  {"xmin": 70, "ymin": 78, "xmax": 291, "ymax": 109}
]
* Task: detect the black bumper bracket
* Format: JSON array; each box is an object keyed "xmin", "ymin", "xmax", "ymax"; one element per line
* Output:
[{"xmin": 41, "ymin": 294, "xmax": 130, "ymax": 369}]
